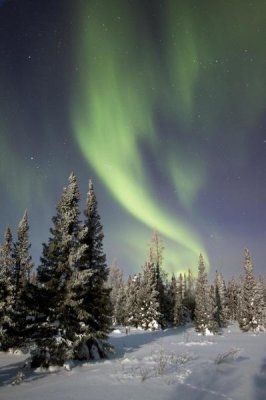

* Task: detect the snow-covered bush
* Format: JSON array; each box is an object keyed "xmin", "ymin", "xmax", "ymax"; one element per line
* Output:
[
  {"xmin": 214, "ymin": 348, "xmax": 240, "ymax": 364},
  {"xmin": 11, "ymin": 371, "xmax": 25, "ymax": 385}
]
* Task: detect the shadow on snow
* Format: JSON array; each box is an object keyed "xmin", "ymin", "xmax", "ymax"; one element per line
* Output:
[
  {"xmin": 0, "ymin": 355, "xmax": 47, "ymax": 387},
  {"xmin": 254, "ymin": 357, "xmax": 266, "ymax": 400}
]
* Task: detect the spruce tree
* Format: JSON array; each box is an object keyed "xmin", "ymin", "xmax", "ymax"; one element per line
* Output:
[
  {"xmin": 115, "ymin": 282, "xmax": 127, "ymax": 326},
  {"xmin": 213, "ymin": 271, "xmax": 228, "ymax": 328},
  {"xmin": 14, "ymin": 212, "xmax": 33, "ymax": 305},
  {"xmin": 183, "ymin": 268, "xmax": 195, "ymax": 320},
  {"xmin": 238, "ymin": 249, "xmax": 258, "ymax": 331},
  {"xmin": 6, "ymin": 213, "xmax": 34, "ymax": 349},
  {"xmin": 126, "ymin": 274, "xmax": 141, "ymax": 327},
  {"xmin": 0, "ymin": 227, "xmax": 16, "ymax": 350},
  {"xmin": 148, "ymin": 231, "xmax": 167, "ymax": 327},
  {"xmin": 208, "ymin": 284, "xmax": 219, "ymax": 333},
  {"xmin": 75, "ymin": 179, "xmax": 111, "ymax": 354},
  {"xmin": 227, "ymin": 277, "xmax": 238, "ymax": 321},
  {"xmin": 177, "ymin": 273, "xmax": 185, "ymax": 325},
  {"xmin": 81, "ymin": 180, "xmax": 107, "ymax": 276},
  {"xmin": 108, "ymin": 261, "xmax": 124, "ymax": 325},
  {"xmin": 108, "ymin": 261, "xmax": 127, "ymax": 326},
  {"xmin": 167, "ymin": 274, "xmax": 176, "ymax": 326},
  {"xmin": 194, "ymin": 254, "xmax": 210, "ymax": 334},
  {"xmin": 263, "ymin": 276, "xmax": 266, "ymax": 304},
  {"xmin": 138, "ymin": 261, "xmax": 161, "ymax": 330},
  {"xmin": 255, "ymin": 275, "xmax": 265, "ymax": 329},
  {"xmin": 35, "ymin": 173, "xmax": 84, "ymax": 364}
]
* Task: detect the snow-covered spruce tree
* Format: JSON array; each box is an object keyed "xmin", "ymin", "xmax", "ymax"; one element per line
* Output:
[
  {"xmin": 255, "ymin": 275, "xmax": 265, "ymax": 329},
  {"xmin": 35, "ymin": 173, "xmax": 86, "ymax": 365},
  {"xmin": 183, "ymin": 268, "xmax": 195, "ymax": 320},
  {"xmin": 238, "ymin": 249, "xmax": 259, "ymax": 332},
  {"xmin": 236, "ymin": 274, "xmax": 244, "ymax": 322},
  {"xmin": 126, "ymin": 274, "xmax": 141, "ymax": 327},
  {"xmin": 0, "ymin": 227, "xmax": 16, "ymax": 350},
  {"xmin": 6, "ymin": 212, "xmax": 34, "ymax": 349},
  {"xmin": 263, "ymin": 276, "xmax": 266, "ymax": 304},
  {"xmin": 177, "ymin": 273, "xmax": 186, "ymax": 324},
  {"xmin": 167, "ymin": 274, "xmax": 176, "ymax": 326},
  {"xmin": 115, "ymin": 281, "xmax": 127, "ymax": 326},
  {"xmin": 227, "ymin": 277, "xmax": 239, "ymax": 321},
  {"xmin": 194, "ymin": 254, "xmax": 211, "ymax": 334},
  {"xmin": 208, "ymin": 284, "xmax": 219, "ymax": 334},
  {"xmin": 108, "ymin": 261, "xmax": 124, "ymax": 325},
  {"xmin": 14, "ymin": 212, "xmax": 34, "ymax": 297},
  {"xmin": 168, "ymin": 274, "xmax": 183, "ymax": 327},
  {"xmin": 213, "ymin": 271, "xmax": 228, "ymax": 328},
  {"xmin": 76, "ymin": 179, "xmax": 111, "ymax": 355},
  {"xmin": 148, "ymin": 231, "xmax": 167, "ymax": 326},
  {"xmin": 182, "ymin": 273, "xmax": 187, "ymax": 300},
  {"xmin": 137, "ymin": 261, "xmax": 161, "ymax": 330}
]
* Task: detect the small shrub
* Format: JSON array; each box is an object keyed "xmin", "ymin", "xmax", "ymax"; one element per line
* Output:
[{"xmin": 214, "ymin": 348, "xmax": 240, "ymax": 365}]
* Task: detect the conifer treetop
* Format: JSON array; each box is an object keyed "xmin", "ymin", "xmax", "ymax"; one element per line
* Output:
[
  {"xmin": 198, "ymin": 253, "xmax": 205, "ymax": 274},
  {"xmin": 88, "ymin": 179, "xmax": 94, "ymax": 192},
  {"xmin": 4, "ymin": 226, "xmax": 12, "ymax": 243},
  {"xmin": 18, "ymin": 210, "xmax": 28, "ymax": 230},
  {"xmin": 244, "ymin": 248, "xmax": 253, "ymax": 273}
]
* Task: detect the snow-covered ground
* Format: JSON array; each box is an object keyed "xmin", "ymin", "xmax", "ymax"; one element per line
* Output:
[{"xmin": 0, "ymin": 323, "xmax": 266, "ymax": 400}]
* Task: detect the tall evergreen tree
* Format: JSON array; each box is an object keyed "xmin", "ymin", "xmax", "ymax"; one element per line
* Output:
[
  {"xmin": 236, "ymin": 274, "xmax": 244, "ymax": 322},
  {"xmin": 167, "ymin": 274, "xmax": 176, "ymax": 326},
  {"xmin": 238, "ymin": 249, "xmax": 258, "ymax": 331},
  {"xmin": 138, "ymin": 261, "xmax": 161, "ymax": 330},
  {"xmin": 126, "ymin": 274, "xmax": 141, "ymax": 327},
  {"xmin": 213, "ymin": 271, "xmax": 228, "ymax": 328},
  {"xmin": 194, "ymin": 254, "xmax": 211, "ymax": 334},
  {"xmin": 36, "ymin": 173, "xmax": 85, "ymax": 364},
  {"xmin": 148, "ymin": 231, "xmax": 167, "ymax": 326},
  {"xmin": 183, "ymin": 268, "xmax": 195, "ymax": 320},
  {"xmin": 0, "ymin": 227, "xmax": 16, "ymax": 349},
  {"xmin": 208, "ymin": 283, "xmax": 219, "ymax": 333},
  {"xmin": 6, "ymin": 213, "xmax": 35, "ymax": 349},
  {"xmin": 171, "ymin": 274, "xmax": 183, "ymax": 326},
  {"xmin": 227, "ymin": 277, "xmax": 239, "ymax": 321},
  {"xmin": 75, "ymin": 179, "xmax": 111, "ymax": 352},
  {"xmin": 14, "ymin": 211, "xmax": 33, "ymax": 305},
  {"xmin": 1, "ymin": 218, "xmax": 37, "ymax": 350},
  {"xmin": 81, "ymin": 180, "xmax": 107, "ymax": 276},
  {"xmin": 263, "ymin": 276, "xmax": 266, "ymax": 304},
  {"xmin": 108, "ymin": 261, "xmax": 124, "ymax": 325},
  {"xmin": 255, "ymin": 275, "xmax": 265, "ymax": 329},
  {"xmin": 115, "ymin": 282, "xmax": 127, "ymax": 326}
]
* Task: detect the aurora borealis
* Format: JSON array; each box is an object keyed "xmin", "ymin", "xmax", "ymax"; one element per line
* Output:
[{"xmin": 1, "ymin": 0, "xmax": 266, "ymax": 277}]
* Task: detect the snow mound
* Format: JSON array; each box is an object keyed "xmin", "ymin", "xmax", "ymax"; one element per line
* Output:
[
  {"xmin": 112, "ymin": 329, "xmax": 122, "ymax": 334},
  {"xmin": 63, "ymin": 361, "xmax": 75, "ymax": 371}
]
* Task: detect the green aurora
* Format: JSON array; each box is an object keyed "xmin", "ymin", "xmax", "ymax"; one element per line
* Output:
[
  {"xmin": 71, "ymin": 0, "xmax": 209, "ymax": 272},
  {"xmin": 71, "ymin": 0, "xmax": 266, "ymax": 273},
  {"xmin": 1, "ymin": 0, "xmax": 266, "ymax": 274}
]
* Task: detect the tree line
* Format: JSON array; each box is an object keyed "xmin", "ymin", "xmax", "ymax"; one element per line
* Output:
[
  {"xmin": 108, "ymin": 233, "xmax": 266, "ymax": 334},
  {"xmin": 0, "ymin": 174, "xmax": 265, "ymax": 368}
]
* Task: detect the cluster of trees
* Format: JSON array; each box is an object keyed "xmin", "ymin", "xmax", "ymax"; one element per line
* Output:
[
  {"xmin": 0, "ymin": 175, "xmax": 265, "ymax": 368},
  {"xmin": 108, "ymin": 233, "xmax": 266, "ymax": 334},
  {"xmin": 0, "ymin": 173, "xmax": 111, "ymax": 366}
]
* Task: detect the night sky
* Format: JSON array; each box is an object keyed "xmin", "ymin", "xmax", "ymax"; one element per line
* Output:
[{"xmin": 1, "ymin": 0, "xmax": 266, "ymax": 278}]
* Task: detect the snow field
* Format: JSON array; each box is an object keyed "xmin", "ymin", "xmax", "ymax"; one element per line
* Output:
[{"xmin": 0, "ymin": 323, "xmax": 266, "ymax": 400}]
